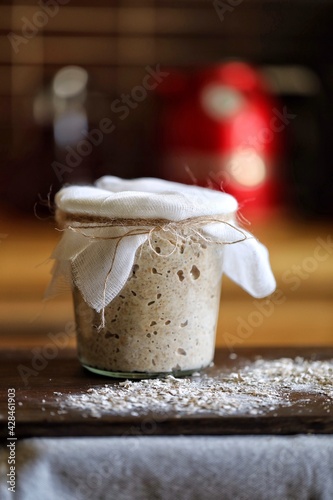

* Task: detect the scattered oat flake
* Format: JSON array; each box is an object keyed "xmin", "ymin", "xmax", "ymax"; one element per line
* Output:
[{"xmin": 54, "ymin": 358, "xmax": 333, "ymax": 419}]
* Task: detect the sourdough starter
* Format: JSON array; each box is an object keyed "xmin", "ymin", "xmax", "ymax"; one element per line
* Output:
[{"xmin": 74, "ymin": 231, "xmax": 224, "ymax": 376}]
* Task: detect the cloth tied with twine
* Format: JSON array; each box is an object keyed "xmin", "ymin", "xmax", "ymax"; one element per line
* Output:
[{"xmin": 46, "ymin": 176, "xmax": 276, "ymax": 313}]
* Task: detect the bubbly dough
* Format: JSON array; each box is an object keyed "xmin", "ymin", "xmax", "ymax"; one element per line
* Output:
[{"xmin": 74, "ymin": 231, "xmax": 224, "ymax": 376}]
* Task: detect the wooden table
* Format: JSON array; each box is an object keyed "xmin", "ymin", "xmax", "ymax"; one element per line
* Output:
[{"xmin": 1, "ymin": 346, "xmax": 332, "ymax": 438}]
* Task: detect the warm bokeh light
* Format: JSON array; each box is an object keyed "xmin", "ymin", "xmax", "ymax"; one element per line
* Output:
[
  {"xmin": 52, "ymin": 66, "xmax": 88, "ymax": 100},
  {"xmin": 227, "ymin": 149, "xmax": 266, "ymax": 188},
  {"xmin": 200, "ymin": 85, "xmax": 245, "ymax": 120}
]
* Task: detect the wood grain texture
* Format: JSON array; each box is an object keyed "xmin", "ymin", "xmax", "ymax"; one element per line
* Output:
[{"xmin": 0, "ymin": 347, "xmax": 332, "ymax": 438}]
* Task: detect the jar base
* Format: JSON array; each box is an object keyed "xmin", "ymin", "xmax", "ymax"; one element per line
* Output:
[{"xmin": 82, "ymin": 363, "xmax": 202, "ymax": 379}]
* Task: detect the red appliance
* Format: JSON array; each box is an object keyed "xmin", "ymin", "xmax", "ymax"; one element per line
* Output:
[{"xmin": 156, "ymin": 62, "xmax": 282, "ymax": 218}]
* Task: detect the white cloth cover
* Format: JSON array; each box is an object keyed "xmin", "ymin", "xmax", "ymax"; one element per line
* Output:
[
  {"xmin": 48, "ymin": 176, "xmax": 276, "ymax": 311},
  {"xmin": 1, "ymin": 436, "xmax": 333, "ymax": 500}
]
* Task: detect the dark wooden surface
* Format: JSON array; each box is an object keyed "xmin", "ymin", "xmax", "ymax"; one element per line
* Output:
[{"xmin": 0, "ymin": 347, "xmax": 332, "ymax": 438}]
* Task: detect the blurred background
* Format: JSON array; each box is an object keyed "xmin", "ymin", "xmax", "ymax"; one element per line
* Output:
[{"xmin": 0, "ymin": 0, "xmax": 332, "ymax": 349}]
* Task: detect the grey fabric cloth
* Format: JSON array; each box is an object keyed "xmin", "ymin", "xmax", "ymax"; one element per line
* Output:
[{"xmin": 1, "ymin": 435, "xmax": 333, "ymax": 500}]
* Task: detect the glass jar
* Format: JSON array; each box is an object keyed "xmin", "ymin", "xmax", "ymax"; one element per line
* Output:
[{"xmin": 73, "ymin": 227, "xmax": 224, "ymax": 378}]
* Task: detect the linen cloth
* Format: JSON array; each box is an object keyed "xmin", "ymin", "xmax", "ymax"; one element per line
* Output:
[
  {"xmin": 49, "ymin": 176, "xmax": 276, "ymax": 312},
  {"xmin": 1, "ymin": 435, "xmax": 333, "ymax": 500}
]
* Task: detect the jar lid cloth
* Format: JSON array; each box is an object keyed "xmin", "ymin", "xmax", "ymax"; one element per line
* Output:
[{"xmin": 47, "ymin": 176, "xmax": 276, "ymax": 312}]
